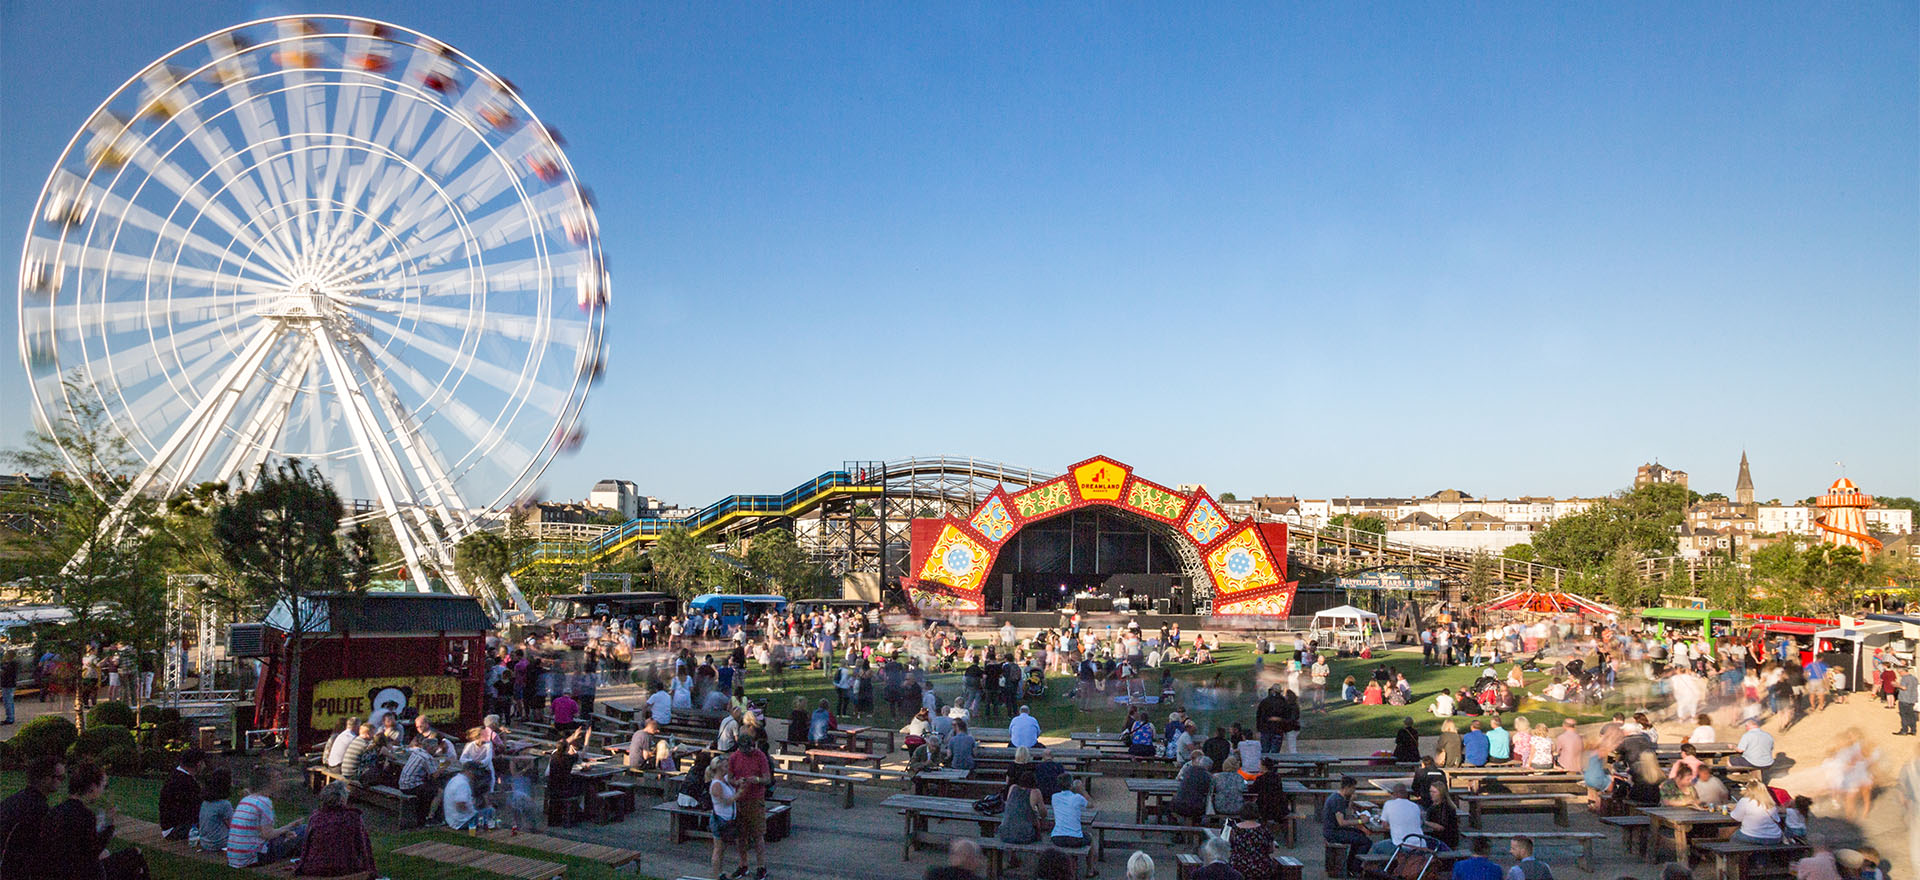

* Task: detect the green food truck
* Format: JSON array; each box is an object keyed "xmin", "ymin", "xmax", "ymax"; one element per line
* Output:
[{"xmin": 1639, "ymin": 607, "xmax": 1735, "ymax": 658}]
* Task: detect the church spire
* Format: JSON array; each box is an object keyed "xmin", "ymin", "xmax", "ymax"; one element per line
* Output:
[{"xmin": 1735, "ymin": 450, "xmax": 1754, "ymax": 506}]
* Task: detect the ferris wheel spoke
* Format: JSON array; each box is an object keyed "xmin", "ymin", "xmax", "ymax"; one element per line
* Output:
[
  {"xmin": 50, "ymin": 172, "xmax": 290, "ymax": 285},
  {"xmin": 393, "ymin": 254, "xmax": 565, "ymax": 296},
  {"xmin": 49, "ymin": 240, "xmax": 288, "ymax": 298},
  {"xmin": 351, "ymin": 331, "xmax": 536, "ymax": 477},
  {"xmin": 219, "ymin": 75, "xmax": 309, "ymax": 261},
  {"xmin": 351, "ymin": 310, "xmax": 553, "ymax": 412},
  {"xmin": 336, "ymin": 295, "xmax": 577, "ymax": 347},
  {"xmin": 110, "ymin": 130, "xmax": 297, "ymax": 275}
]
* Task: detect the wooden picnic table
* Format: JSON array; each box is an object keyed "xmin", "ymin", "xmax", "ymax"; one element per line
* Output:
[
  {"xmin": 1637, "ymin": 806, "xmax": 1738, "ymax": 867},
  {"xmin": 806, "ymin": 748, "xmax": 885, "ymax": 770},
  {"xmin": 1070, "ymin": 731, "xmax": 1124, "ymax": 744},
  {"xmin": 1461, "ymin": 793, "xmax": 1575, "ymax": 828},
  {"xmin": 831, "ymin": 724, "xmax": 898, "ymax": 754},
  {"xmin": 1126, "ymin": 778, "xmax": 1179, "ymax": 823},
  {"xmin": 912, "ymin": 768, "xmax": 994, "ymax": 798},
  {"xmin": 970, "ymin": 727, "xmax": 1013, "ymax": 743}
]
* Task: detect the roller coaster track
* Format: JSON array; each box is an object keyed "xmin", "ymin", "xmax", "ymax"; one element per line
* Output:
[
  {"xmin": 516, "ymin": 456, "xmax": 1716, "ymax": 587},
  {"xmin": 515, "ymin": 457, "xmax": 1057, "ymax": 568}
]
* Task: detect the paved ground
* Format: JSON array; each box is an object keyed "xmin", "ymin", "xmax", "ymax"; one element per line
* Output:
[{"xmin": 8, "ymin": 644, "xmax": 1911, "ymax": 879}]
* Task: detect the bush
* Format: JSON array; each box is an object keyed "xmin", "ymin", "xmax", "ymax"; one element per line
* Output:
[
  {"xmin": 71, "ymin": 724, "xmax": 141, "ymax": 775},
  {"xmin": 10, "ymin": 715, "xmax": 78, "ymax": 762},
  {"xmin": 86, "ymin": 700, "xmax": 136, "ymax": 729},
  {"xmin": 0, "ymin": 740, "xmax": 15, "ymax": 771},
  {"xmin": 142, "ymin": 739, "xmax": 192, "ymax": 774}
]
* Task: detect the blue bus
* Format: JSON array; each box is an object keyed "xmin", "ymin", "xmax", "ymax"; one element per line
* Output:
[{"xmin": 687, "ymin": 593, "xmax": 788, "ymax": 630}]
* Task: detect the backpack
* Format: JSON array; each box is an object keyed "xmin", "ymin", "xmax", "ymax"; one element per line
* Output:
[
  {"xmin": 972, "ymin": 792, "xmax": 1005, "ymax": 815},
  {"xmin": 1129, "ymin": 721, "xmax": 1154, "ymax": 748}
]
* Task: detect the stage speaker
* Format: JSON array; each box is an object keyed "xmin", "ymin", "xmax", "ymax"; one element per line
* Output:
[
  {"xmin": 1001, "ymin": 574, "xmax": 1015, "ymax": 615},
  {"xmin": 1155, "ymin": 598, "xmax": 1171, "ymax": 614},
  {"xmin": 1171, "ymin": 578, "xmax": 1191, "ymax": 615},
  {"xmin": 1025, "ymin": 597, "xmax": 1038, "ymax": 613}
]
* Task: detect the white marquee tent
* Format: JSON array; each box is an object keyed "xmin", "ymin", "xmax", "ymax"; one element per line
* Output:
[{"xmin": 1309, "ymin": 604, "xmax": 1386, "ymax": 648}]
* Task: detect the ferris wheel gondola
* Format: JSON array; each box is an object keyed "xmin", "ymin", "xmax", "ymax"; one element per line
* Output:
[{"xmin": 16, "ymin": 15, "xmax": 609, "ymax": 617}]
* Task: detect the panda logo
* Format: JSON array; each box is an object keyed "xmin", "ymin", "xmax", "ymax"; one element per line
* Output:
[{"xmin": 366, "ymin": 686, "xmax": 413, "ymax": 731}]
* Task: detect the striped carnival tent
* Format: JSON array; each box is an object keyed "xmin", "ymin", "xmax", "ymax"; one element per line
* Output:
[{"xmin": 1479, "ymin": 590, "xmax": 1618, "ymax": 616}]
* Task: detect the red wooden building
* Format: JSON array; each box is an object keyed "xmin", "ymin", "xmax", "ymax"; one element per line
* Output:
[{"xmin": 251, "ymin": 593, "xmax": 491, "ymax": 751}]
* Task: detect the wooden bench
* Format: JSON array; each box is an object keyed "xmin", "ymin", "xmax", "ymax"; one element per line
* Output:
[
  {"xmin": 1088, "ymin": 820, "xmax": 1211, "ymax": 862},
  {"xmin": 976, "ymin": 837, "xmax": 1091, "ymax": 880},
  {"xmin": 1462, "ymin": 793, "xmax": 1573, "ymax": 828},
  {"xmin": 652, "ymin": 800, "xmax": 794, "ymax": 844},
  {"xmin": 1690, "ymin": 840, "xmax": 1811, "ymax": 880},
  {"xmin": 804, "ymin": 748, "xmax": 885, "ymax": 770},
  {"xmin": 777, "ymin": 766, "xmax": 861, "ymax": 808},
  {"xmin": 114, "ymin": 817, "xmax": 374, "ymax": 879},
  {"xmin": 1599, "ymin": 814, "xmax": 1651, "ymax": 859},
  {"xmin": 473, "ymin": 828, "xmax": 641, "ymax": 872},
  {"xmin": 393, "ymin": 840, "xmax": 567, "ymax": 879},
  {"xmin": 1461, "ymin": 830, "xmax": 1605, "ymax": 872}
]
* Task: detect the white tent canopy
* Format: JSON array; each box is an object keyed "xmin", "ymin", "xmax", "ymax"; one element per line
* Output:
[{"xmin": 1310, "ymin": 605, "xmax": 1386, "ymax": 648}]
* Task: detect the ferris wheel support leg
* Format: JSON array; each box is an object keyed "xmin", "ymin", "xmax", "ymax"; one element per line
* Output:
[
  {"xmin": 329, "ymin": 329, "xmax": 530, "ymax": 619},
  {"xmin": 310, "ymin": 324, "xmax": 434, "ymax": 594},
  {"xmin": 213, "ymin": 339, "xmax": 314, "ymax": 480},
  {"xmin": 63, "ymin": 324, "xmax": 282, "ymax": 574}
]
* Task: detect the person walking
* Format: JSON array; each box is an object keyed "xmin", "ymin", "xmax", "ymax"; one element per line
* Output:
[
  {"xmin": 0, "ymin": 650, "xmax": 18, "ymax": 725},
  {"xmin": 1896, "ymin": 665, "xmax": 1918, "ymax": 736},
  {"xmin": 725, "ymin": 735, "xmax": 773, "ymax": 880}
]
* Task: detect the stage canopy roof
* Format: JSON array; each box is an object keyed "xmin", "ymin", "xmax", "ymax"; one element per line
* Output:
[{"xmin": 1479, "ymin": 590, "xmax": 1618, "ymax": 616}]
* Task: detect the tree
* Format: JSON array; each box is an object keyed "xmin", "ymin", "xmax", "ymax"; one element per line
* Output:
[
  {"xmin": 214, "ymin": 460, "xmax": 345, "ymax": 765},
  {"xmin": 1698, "ymin": 561, "xmax": 1750, "ymax": 613},
  {"xmin": 1530, "ymin": 483, "xmax": 1684, "ymax": 570},
  {"xmin": 1218, "ymin": 492, "xmax": 1238, "ymax": 503},
  {"xmin": 1465, "ymin": 551, "xmax": 1496, "ymax": 607},
  {"xmin": 1880, "ymin": 496, "xmax": 1920, "ymax": 517},
  {"xmin": 1328, "ymin": 513, "xmax": 1388, "ymax": 535},
  {"xmin": 744, "ymin": 527, "xmax": 831, "ymax": 599},
  {"xmin": 1603, "ymin": 548, "xmax": 1651, "ymax": 609},
  {"xmin": 1501, "ymin": 543, "xmax": 1536, "ymax": 563},
  {"xmin": 650, "ymin": 527, "xmax": 716, "ymax": 597},
  {"xmin": 455, "ymin": 531, "xmax": 512, "ymax": 598},
  {"xmin": 4, "ymin": 379, "xmax": 168, "ymax": 730}
]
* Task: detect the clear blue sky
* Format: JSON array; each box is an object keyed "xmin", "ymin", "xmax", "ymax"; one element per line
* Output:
[{"xmin": 4, "ymin": 2, "xmax": 1915, "ymax": 507}]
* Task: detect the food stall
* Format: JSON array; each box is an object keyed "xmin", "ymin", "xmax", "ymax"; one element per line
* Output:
[
  {"xmin": 249, "ymin": 593, "xmax": 491, "ymax": 752},
  {"xmin": 1639, "ymin": 607, "xmax": 1735, "ymax": 658},
  {"xmin": 1815, "ymin": 620, "xmax": 1906, "ymax": 691}
]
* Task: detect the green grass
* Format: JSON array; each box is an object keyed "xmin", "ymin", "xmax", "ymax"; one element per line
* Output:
[
  {"xmin": 734, "ymin": 642, "xmax": 1619, "ymax": 741},
  {"xmin": 0, "ymin": 769, "xmax": 654, "ymax": 880}
]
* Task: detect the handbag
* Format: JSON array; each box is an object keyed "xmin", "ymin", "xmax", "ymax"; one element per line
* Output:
[{"xmin": 971, "ymin": 793, "xmax": 1005, "ymax": 815}]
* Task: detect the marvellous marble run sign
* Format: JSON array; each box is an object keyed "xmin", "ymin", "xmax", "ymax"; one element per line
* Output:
[{"xmin": 905, "ymin": 455, "xmax": 1296, "ymax": 616}]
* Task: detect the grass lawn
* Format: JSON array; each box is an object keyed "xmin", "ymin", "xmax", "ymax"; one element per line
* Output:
[
  {"xmin": 0, "ymin": 769, "xmax": 655, "ymax": 880},
  {"xmin": 733, "ymin": 642, "xmax": 1619, "ymax": 741}
]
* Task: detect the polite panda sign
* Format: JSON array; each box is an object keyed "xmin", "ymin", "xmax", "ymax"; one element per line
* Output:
[{"xmin": 310, "ymin": 676, "xmax": 464, "ymax": 733}]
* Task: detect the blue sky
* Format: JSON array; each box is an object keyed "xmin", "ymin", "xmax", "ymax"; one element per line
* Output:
[{"xmin": 3, "ymin": 2, "xmax": 1915, "ymax": 507}]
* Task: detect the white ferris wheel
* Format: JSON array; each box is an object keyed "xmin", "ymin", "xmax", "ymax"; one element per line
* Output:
[{"xmin": 17, "ymin": 15, "xmax": 609, "ymax": 615}]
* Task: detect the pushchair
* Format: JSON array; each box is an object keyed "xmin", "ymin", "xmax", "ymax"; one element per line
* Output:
[
  {"xmin": 1378, "ymin": 833, "xmax": 1450, "ymax": 880},
  {"xmin": 1021, "ymin": 667, "xmax": 1046, "ymax": 699}
]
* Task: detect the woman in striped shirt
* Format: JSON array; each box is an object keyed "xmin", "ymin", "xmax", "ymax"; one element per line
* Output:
[{"xmin": 226, "ymin": 766, "xmax": 306, "ymax": 867}]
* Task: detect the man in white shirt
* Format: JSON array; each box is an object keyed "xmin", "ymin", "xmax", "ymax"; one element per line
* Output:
[
  {"xmin": 325, "ymin": 717, "xmax": 359, "ymax": 767},
  {"xmin": 717, "ymin": 707, "xmax": 742, "ymax": 752},
  {"xmin": 1731, "ymin": 718, "xmax": 1775, "ymax": 774},
  {"xmin": 647, "ymin": 683, "xmax": 673, "ymax": 726},
  {"xmin": 1429, "ymin": 691, "xmax": 1455, "ymax": 717},
  {"xmin": 1009, "ymin": 705, "xmax": 1041, "ymax": 749},
  {"xmin": 1370, "ymin": 783, "xmax": 1423, "ymax": 854}
]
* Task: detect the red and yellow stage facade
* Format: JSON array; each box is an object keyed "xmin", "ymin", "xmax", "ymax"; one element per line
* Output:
[{"xmin": 905, "ymin": 455, "xmax": 1297, "ymax": 617}]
